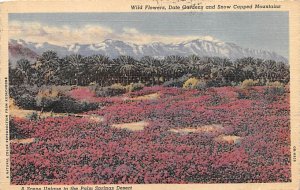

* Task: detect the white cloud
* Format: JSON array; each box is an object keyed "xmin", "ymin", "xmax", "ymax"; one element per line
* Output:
[{"xmin": 9, "ymin": 21, "xmax": 221, "ymax": 45}]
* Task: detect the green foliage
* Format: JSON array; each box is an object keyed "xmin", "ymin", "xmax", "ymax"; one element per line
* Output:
[
  {"xmin": 10, "ymin": 54, "xmax": 290, "ymax": 87},
  {"xmin": 36, "ymin": 95, "xmax": 98, "ymax": 113},
  {"xmin": 15, "ymin": 93, "xmax": 37, "ymax": 109},
  {"xmin": 10, "ymin": 85, "xmax": 38, "ymax": 109},
  {"xmin": 55, "ymin": 97, "xmax": 99, "ymax": 113}
]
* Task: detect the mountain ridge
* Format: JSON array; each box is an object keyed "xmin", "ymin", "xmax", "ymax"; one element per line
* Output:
[{"xmin": 9, "ymin": 38, "xmax": 288, "ymax": 63}]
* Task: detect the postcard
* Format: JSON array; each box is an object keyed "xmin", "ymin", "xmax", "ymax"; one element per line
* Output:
[{"xmin": 0, "ymin": 0, "xmax": 299, "ymax": 189}]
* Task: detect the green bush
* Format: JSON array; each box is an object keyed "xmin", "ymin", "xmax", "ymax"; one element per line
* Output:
[
  {"xmin": 10, "ymin": 85, "xmax": 39, "ymax": 110},
  {"xmin": 55, "ymin": 96, "xmax": 99, "ymax": 113},
  {"xmin": 36, "ymin": 95, "xmax": 98, "ymax": 113},
  {"xmin": 14, "ymin": 93, "xmax": 37, "ymax": 109}
]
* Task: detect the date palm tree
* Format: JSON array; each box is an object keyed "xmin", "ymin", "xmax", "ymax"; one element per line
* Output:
[
  {"xmin": 34, "ymin": 51, "xmax": 60, "ymax": 85},
  {"xmin": 114, "ymin": 55, "xmax": 139, "ymax": 84},
  {"xmin": 163, "ymin": 55, "xmax": 187, "ymax": 80},
  {"xmin": 64, "ymin": 54, "xmax": 85, "ymax": 85},
  {"xmin": 88, "ymin": 55, "xmax": 111, "ymax": 86},
  {"xmin": 140, "ymin": 56, "xmax": 162, "ymax": 85},
  {"xmin": 186, "ymin": 54, "xmax": 200, "ymax": 75},
  {"xmin": 15, "ymin": 59, "xmax": 32, "ymax": 85}
]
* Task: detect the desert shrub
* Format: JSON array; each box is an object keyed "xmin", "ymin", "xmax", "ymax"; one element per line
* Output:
[
  {"xmin": 183, "ymin": 77, "xmax": 199, "ymax": 89},
  {"xmin": 207, "ymin": 94, "xmax": 222, "ymax": 106},
  {"xmin": 52, "ymin": 85, "xmax": 73, "ymax": 94},
  {"xmin": 237, "ymin": 91, "xmax": 247, "ymax": 99},
  {"xmin": 14, "ymin": 93, "xmax": 37, "ymax": 109},
  {"xmin": 26, "ymin": 112, "xmax": 39, "ymax": 121},
  {"xmin": 230, "ymin": 81, "xmax": 239, "ymax": 86},
  {"xmin": 10, "ymin": 85, "xmax": 99, "ymax": 113},
  {"xmin": 241, "ymin": 79, "xmax": 259, "ymax": 89},
  {"xmin": 54, "ymin": 96, "xmax": 98, "ymax": 113},
  {"xmin": 265, "ymin": 81, "xmax": 285, "ymax": 96},
  {"xmin": 285, "ymin": 82, "xmax": 290, "ymax": 93},
  {"xmin": 35, "ymin": 92, "xmax": 60, "ymax": 112},
  {"xmin": 195, "ymin": 80, "xmax": 207, "ymax": 90},
  {"xmin": 109, "ymin": 83, "xmax": 127, "ymax": 95},
  {"xmin": 10, "ymin": 85, "xmax": 39, "ymax": 109},
  {"xmin": 95, "ymin": 87, "xmax": 110, "ymax": 97},
  {"xmin": 9, "ymin": 119, "xmax": 22, "ymax": 140},
  {"xmin": 37, "ymin": 86, "xmax": 61, "ymax": 98},
  {"xmin": 183, "ymin": 77, "xmax": 207, "ymax": 90},
  {"xmin": 163, "ymin": 75, "xmax": 191, "ymax": 87},
  {"xmin": 36, "ymin": 95, "xmax": 98, "ymax": 113},
  {"xmin": 126, "ymin": 82, "xmax": 144, "ymax": 92},
  {"xmin": 9, "ymin": 85, "xmax": 39, "ymax": 98},
  {"xmin": 163, "ymin": 79, "xmax": 181, "ymax": 88},
  {"xmin": 266, "ymin": 81, "xmax": 285, "ymax": 88},
  {"xmin": 237, "ymin": 88, "xmax": 265, "ymax": 100},
  {"xmin": 203, "ymin": 78, "xmax": 229, "ymax": 88},
  {"xmin": 88, "ymin": 83, "xmax": 99, "ymax": 93},
  {"xmin": 95, "ymin": 83, "xmax": 137, "ymax": 97}
]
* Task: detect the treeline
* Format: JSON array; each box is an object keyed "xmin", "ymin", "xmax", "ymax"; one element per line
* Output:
[{"xmin": 9, "ymin": 50, "xmax": 290, "ymax": 87}]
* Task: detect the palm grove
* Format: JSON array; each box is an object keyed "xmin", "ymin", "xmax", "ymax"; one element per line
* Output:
[{"xmin": 10, "ymin": 50, "xmax": 290, "ymax": 87}]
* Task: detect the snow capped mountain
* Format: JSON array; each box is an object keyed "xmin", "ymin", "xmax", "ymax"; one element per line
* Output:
[{"xmin": 9, "ymin": 38, "xmax": 288, "ymax": 63}]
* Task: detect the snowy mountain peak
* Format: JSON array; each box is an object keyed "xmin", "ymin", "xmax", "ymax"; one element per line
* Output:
[{"xmin": 9, "ymin": 38, "xmax": 288, "ymax": 63}]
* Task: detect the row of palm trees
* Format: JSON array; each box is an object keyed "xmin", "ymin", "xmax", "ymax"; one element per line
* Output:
[{"xmin": 9, "ymin": 50, "xmax": 290, "ymax": 87}]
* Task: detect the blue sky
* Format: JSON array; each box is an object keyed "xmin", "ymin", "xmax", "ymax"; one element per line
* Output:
[{"xmin": 9, "ymin": 12, "xmax": 288, "ymax": 58}]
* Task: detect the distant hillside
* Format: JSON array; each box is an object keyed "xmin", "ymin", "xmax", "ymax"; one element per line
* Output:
[{"xmin": 9, "ymin": 42, "xmax": 39, "ymax": 65}]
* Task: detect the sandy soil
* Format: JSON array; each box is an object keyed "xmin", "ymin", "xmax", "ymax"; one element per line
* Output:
[
  {"xmin": 72, "ymin": 114, "xmax": 104, "ymax": 122},
  {"xmin": 10, "ymin": 138, "xmax": 36, "ymax": 144},
  {"xmin": 214, "ymin": 135, "xmax": 242, "ymax": 144},
  {"xmin": 111, "ymin": 121, "xmax": 148, "ymax": 131},
  {"xmin": 169, "ymin": 124, "xmax": 224, "ymax": 134},
  {"xmin": 123, "ymin": 93, "xmax": 160, "ymax": 101}
]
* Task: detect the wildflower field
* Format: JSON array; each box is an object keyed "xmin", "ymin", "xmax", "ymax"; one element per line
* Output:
[{"xmin": 10, "ymin": 85, "xmax": 290, "ymax": 184}]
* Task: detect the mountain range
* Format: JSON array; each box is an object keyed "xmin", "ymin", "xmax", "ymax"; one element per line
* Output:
[{"xmin": 9, "ymin": 38, "xmax": 288, "ymax": 64}]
